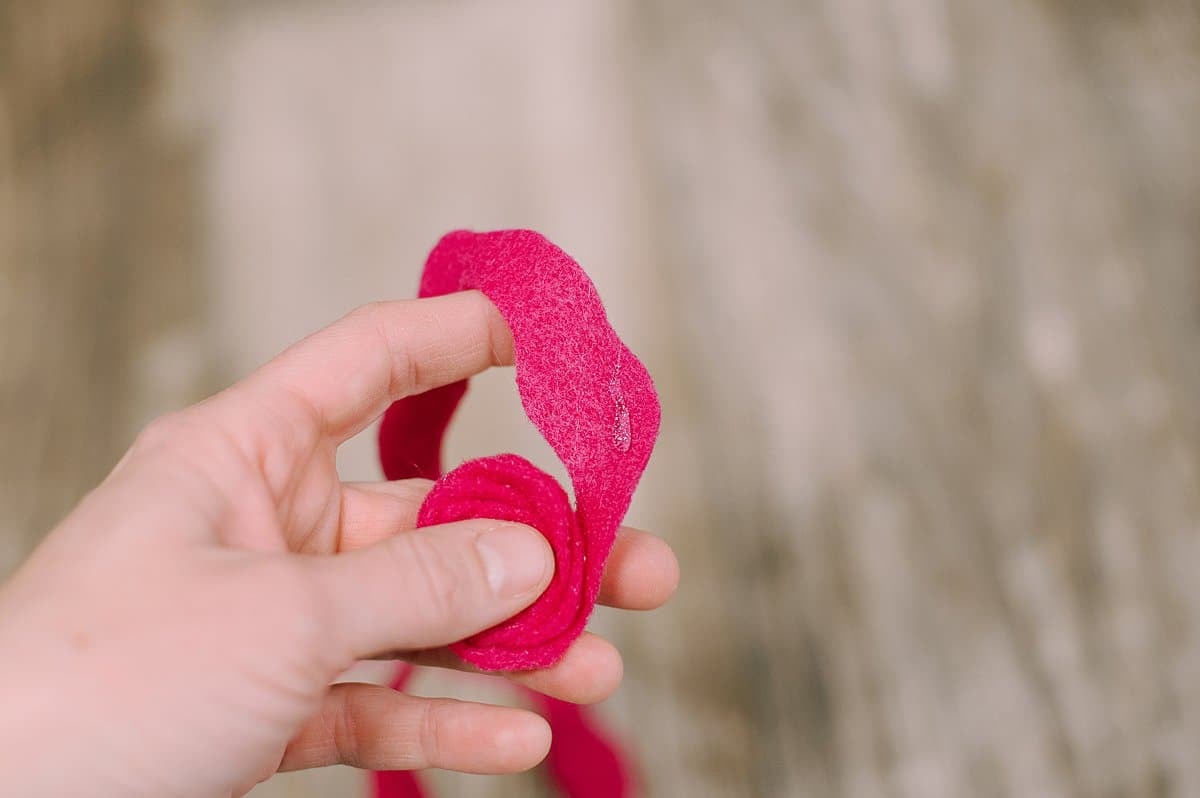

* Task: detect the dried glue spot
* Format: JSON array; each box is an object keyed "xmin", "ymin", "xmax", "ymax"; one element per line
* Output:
[
  {"xmin": 610, "ymin": 362, "xmax": 632, "ymax": 453},
  {"xmin": 613, "ymin": 401, "xmax": 631, "ymax": 452}
]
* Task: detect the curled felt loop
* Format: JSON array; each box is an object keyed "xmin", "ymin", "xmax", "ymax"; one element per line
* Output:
[
  {"xmin": 376, "ymin": 230, "xmax": 650, "ymax": 798},
  {"xmin": 379, "ymin": 229, "xmax": 661, "ymax": 671}
]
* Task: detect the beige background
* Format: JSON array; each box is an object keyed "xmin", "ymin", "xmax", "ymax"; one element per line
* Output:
[{"xmin": 4, "ymin": 1, "xmax": 1200, "ymax": 796}]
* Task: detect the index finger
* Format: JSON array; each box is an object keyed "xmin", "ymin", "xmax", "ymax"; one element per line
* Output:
[{"xmin": 224, "ymin": 291, "xmax": 513, "ymax": 445}]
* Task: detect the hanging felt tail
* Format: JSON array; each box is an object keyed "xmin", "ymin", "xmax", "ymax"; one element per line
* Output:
[{"xmin": 538, "ymin": 696, "xmax": 636, "ymax": 798}]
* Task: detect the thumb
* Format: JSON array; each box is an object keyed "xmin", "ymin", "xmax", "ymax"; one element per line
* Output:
[{"xmin": 310, "ymin": 520, "xmax": 554, "ymax": 661}]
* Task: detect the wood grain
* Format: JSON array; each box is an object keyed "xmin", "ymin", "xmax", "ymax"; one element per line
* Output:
[
  {"xmin": 0, "ymin": 0, "xmax": 208, "ymax": 576},
  {"xmin": 634, "ymin": 1, "xmax": 1200, "ymax": 796}
]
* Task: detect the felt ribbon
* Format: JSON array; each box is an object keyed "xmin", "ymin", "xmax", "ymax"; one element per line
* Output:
[{"xmin": 372, "ymin": 229, "xmax": 660, "ymax": 798}]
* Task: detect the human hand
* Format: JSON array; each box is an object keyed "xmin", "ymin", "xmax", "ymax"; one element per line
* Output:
[{"xmin": 0, "ymin": 292, "xmax": 678, "ymax": 798}]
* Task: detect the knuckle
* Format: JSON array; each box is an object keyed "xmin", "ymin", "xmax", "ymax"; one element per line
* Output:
[
  {"xmin": 416, "ymin": 700, "xmax": 446, "ymax": 769},
  {"xmin": 347, "ymin": 300, "xmax": 388, "ymax": 325},
  {"xmin": 332, "ymin": 689, "xmax": 365, "ymax": 768},
  {"xmin": 348, "ymin": 300, "xmax": 417, "ymax": 397},
  {"xmin": 131, "ymin": 412, "xmax": 189, "ymax": 455},
  {"xmin": 389, "ymin": 478, "xmax": 436, "ymax": 503},
  {"xmin": 393, "ymin": 533, "xmax": 465, "ymax": 630},
  {"xmin": 348, "ymin": 301, "xmax": 398, "ymax": 350}
]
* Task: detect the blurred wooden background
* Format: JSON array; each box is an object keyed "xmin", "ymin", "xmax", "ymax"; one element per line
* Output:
[{"xmin": 4, "ymin": 1, "xmax": 1200, "ymax": 796}]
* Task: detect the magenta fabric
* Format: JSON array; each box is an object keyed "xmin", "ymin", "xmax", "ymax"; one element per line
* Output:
[
  {"xmin": 418, "ymin": 453, "xmax": 582, "ymax": 670},
  {"xmin": 379, "ymin": 228, "xmax": 661, "ymax": 670},
  {"xmin": 373, "ymin": 229, "xmax": 660, "ymax": 798},
  {"xmin": 539, "ymin": 695, "xmax": 636, "ymax": 798}
]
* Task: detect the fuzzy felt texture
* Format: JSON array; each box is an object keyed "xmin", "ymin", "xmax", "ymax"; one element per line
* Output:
[
  {"xmin": 373, "ymin": 229, "xmax": 658, "ymax": 798},
  {"xmin": 380, "ymin": 228, "xmax": 661, "ymax": 671},
  {"xmin": 417, "ymin": 453, "xmax": 584, "ymax": 670},
  {"xmin": 539, "ymin": 695, "xmax": 636, "ymax": 798}
]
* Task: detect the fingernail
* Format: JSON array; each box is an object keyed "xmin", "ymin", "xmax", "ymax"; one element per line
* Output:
[{"xmin": 477, "ymin": 525, "xmax": 552, "ymax": 598}]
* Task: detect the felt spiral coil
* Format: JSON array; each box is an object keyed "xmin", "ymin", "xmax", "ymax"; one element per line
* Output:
[{"xmin": 418, "ymin": 454, "xmax": 582, "ymax": 670}]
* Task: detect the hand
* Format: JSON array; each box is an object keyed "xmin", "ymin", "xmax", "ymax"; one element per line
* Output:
[{"xmin": 0, "ymin": 292, "xmax": 679, "ymax": 798}]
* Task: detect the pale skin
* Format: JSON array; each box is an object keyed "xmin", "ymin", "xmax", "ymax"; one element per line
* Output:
[{"xmin": 0, "ymin": 291, "xmax": 679, "ymax": 798}]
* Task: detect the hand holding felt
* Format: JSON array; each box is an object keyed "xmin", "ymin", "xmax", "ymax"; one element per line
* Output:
[{"xmin": 379, "ymin": 229, "xmax": 661, "ymax": 671}]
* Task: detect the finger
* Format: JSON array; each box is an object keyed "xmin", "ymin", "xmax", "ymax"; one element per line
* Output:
[
  {"xmin": 226, "ymin": 291, "xmax": 514, "ymax": 446},
  {"xmin": 597, "ymin": 527, "xmax": 680, "ymax": 610},
  {"xmin": 399, "ymin": 632, "xmax": 624, "ymax": 705},
  {"xmin": 331, "ymin": 479, "xmax": 434, "ymax": 554},
  {"xmin": 336, "ymin": 486, "xmax": 678, "ymax": 612},
  {"xmin": 278, "ymin": 683, "xmax": 551, "ymax": 774},
  {"xmin": 311, "ymin": 519, "xmax": 554, "ymax": 660}
]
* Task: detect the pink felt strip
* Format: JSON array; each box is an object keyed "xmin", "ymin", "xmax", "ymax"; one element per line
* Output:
[
  {"xmin": 380, "ymin": 229, "xmax": 661, "ymax": 670},
  {"xmin": 373, "ymin": 229, "xmax": 658, "ymax": 798},
  {"xmin": 538, "ymin": 695, "xmax": 636, "ymax": 798}
]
